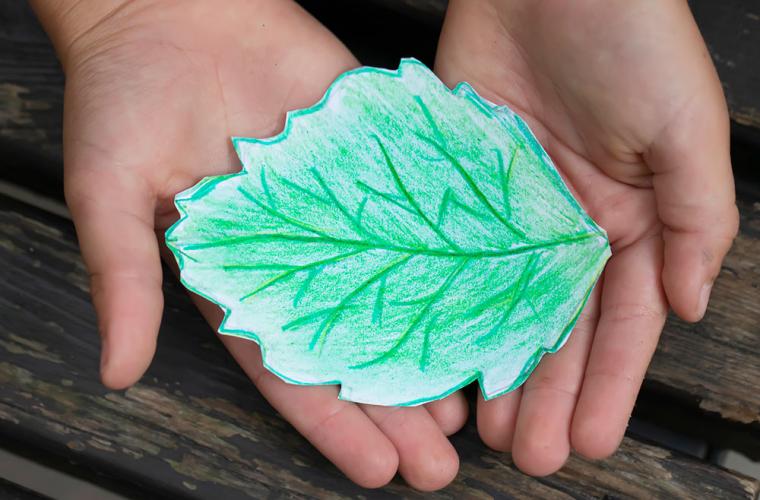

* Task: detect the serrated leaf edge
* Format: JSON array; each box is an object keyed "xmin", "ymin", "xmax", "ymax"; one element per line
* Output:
[{"xmin": 164, "ymin": 58, "xmax": 610, "ymax": 406}]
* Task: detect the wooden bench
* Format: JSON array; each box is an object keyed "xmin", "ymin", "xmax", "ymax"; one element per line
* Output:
[{"xmin": 1, "ymin": 1, "xmax": 759, "ymax": 497}]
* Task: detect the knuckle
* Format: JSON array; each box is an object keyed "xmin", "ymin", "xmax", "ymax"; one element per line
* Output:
[
  {"xmin": 372, "ymin": 406, "xmax": 407, "ymax": 430},
  {"xmin": 603, "ymin": 301, "xmax": 668, "ymax": 325},
  {"xmin": 524, "ymin": 376, "xmax": 580, "ymax": 400},
  {"xmin": 306, "ymin": 404, "xmax": 352, "ymax": 443}
]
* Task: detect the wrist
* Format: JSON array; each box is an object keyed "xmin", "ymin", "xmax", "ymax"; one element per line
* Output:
[{"xmin": 29, "ymin": 0, "xmax": 136, "ymax": 71}]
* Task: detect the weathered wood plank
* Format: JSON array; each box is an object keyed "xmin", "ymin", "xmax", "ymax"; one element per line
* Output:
[
  {"xmin": 2, "ymin": 194, "xmax": 758, "ymax": 498},
  {"xmin": 0, "ymin": 1, "xmax": 64, "ymax": 198},
  {"xmin": 689, "ymin": 0, "xmax": 760, "ymax": 132}
]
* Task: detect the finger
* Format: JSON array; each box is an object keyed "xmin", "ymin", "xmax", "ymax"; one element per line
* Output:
[
  {"xmin": 425, "ymin": 391, "xmax": 469, "ymax": 436},
  {"xmin": 228, "ymin": 338, "xmax": 399, "ymax": 489},
  {"xmin": 646, "ymin": 66, "xmax": 738, "ymax": 321},
  {"xmin": 65, "ymin": 168, "xmax": 163, "ymax": 389},
  {"xmin": 434, "ymin": 0, "xmax": 505, "ymax": 93},
  {"xmin": 476, "ymin": 387, "xmax": 521, "ymax": 452},
  {"xmin": 571, "ymin": 236, "xmax": 667, "ymax": 459},
  {"xmin": 188, "ymin": 295, "xmax": 399, "ymax": 489},
  {"xmin": 172, "ymin": 252, "xmax": 448, "ymax": 491},
  {"xmin": 512, "ymin": 285, "xmax": 601, "ymax": 476},
  {"xmin": 362, "ymin": 404, "xmax": 459, "ymax": 491}
]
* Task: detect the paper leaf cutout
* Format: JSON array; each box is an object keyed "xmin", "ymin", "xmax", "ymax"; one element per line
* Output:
[{"xmin": 166, "ymin": 58, "xmax": 610, "ymax": 406}]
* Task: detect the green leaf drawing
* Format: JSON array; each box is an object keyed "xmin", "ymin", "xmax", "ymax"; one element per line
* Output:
[{"xmin": 165, "ymin": 59, "xmax": 610, "ymax": 406}]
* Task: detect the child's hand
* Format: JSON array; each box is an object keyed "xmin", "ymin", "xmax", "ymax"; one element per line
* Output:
[
  {"xmin": 32, "ymin": 0, "xmax": 464, "ymax": 490},
  {"xmin": 434, "ymin": 0, "xmax": 738, "ymax": 475}
]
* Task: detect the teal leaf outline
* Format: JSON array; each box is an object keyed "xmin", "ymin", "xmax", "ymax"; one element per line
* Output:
[{"xmin": 165, "ymin": 58, "xmax": 610, "ymax": 407}]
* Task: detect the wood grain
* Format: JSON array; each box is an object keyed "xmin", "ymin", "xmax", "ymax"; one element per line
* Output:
[
  {"xmin": 1, "ymin": 194, "xmax": 759, "ymax": 498},
  {"xmin": 2, "ymin": 0, "xmax": 760, "ymax": 495},
  {"xmin": 689, "ymin": 0, "xmax": 760, "ymax": 132},
  {"xmin": 0, "ymin": 1, "xmax": 64, "ymax": 197}
]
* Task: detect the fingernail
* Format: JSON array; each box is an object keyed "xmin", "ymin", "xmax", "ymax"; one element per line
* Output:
[{"xmin": 697, "ymin": 282, "xmax": 713, "ymax": 319}]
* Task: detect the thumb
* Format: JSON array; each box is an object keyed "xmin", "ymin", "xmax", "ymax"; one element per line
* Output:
[
  {"xmin": 646, "ymin": 88, "xmax": 739, "ymax": 322},
  {"xmin": 65, "ymin": 167, "xmax": 163, "ymax": 389}
]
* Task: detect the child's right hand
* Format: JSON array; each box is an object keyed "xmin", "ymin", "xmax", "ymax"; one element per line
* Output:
[
  {"xmin": 30, "ymin": 0, "xmax": 465, "ymax": 490},
  {"xmin": 434, "ymin": 0, "xmax": 738, "ymax": 477}
]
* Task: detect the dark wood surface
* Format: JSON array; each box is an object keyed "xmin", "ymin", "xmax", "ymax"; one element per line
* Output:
[
  {"xmin": 1, "ymin": 192, "xmax": 758, "ymax": 499},
  {"xmin": 2, "ymin": 0, "xmax": 760, "ymax": 497},
  {"xmin": 689, "ymin": 0, "xmax": 760, "ymax": 133},
  {"xmin": 0, "ymin": 1, "xmax": 64, "ymax": 199}
]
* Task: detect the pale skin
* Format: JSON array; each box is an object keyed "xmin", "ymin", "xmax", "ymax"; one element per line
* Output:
[{"xmin": 31, "ymin": 0, "xmax": 737, "ymax": 490}]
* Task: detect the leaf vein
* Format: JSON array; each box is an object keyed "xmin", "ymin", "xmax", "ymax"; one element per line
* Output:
[
  {"xmin": 475, "ymin": 253, "xmax": 541, "ymax": 344},
  {"xmin": 351, "ymin": 257, "xmax": 470, "ymax": 369},
  {"xmin": 310, "ymin": 167, "xmax": 379, "ymax": 241},
  {"xmin": 182, "ymin": 230, "xmax": 599, "ymax": 258},
  {"xmin": 309, "ymin": 254, "xmax": 414, "ymax": 352},
  {"xmin": 417, "ymin": 133, "xmax": 528, "ymax": 240},
  {"xmin": 373, "ymin": 135, "xmax": 461, "ymax": 251},
  {"xmin": 240, "ymin": 248, "xmax": 367, "ymax": 302}
]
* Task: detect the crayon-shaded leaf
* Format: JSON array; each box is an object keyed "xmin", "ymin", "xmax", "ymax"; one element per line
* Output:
[{"xmin": 166, "ymin": 59, "xmax": 610, "ymax": 406}]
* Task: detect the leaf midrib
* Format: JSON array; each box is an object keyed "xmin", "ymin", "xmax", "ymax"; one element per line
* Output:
[{"xmin": 180, "ymin": 229, "xmax": 601, "ymax": 259}]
